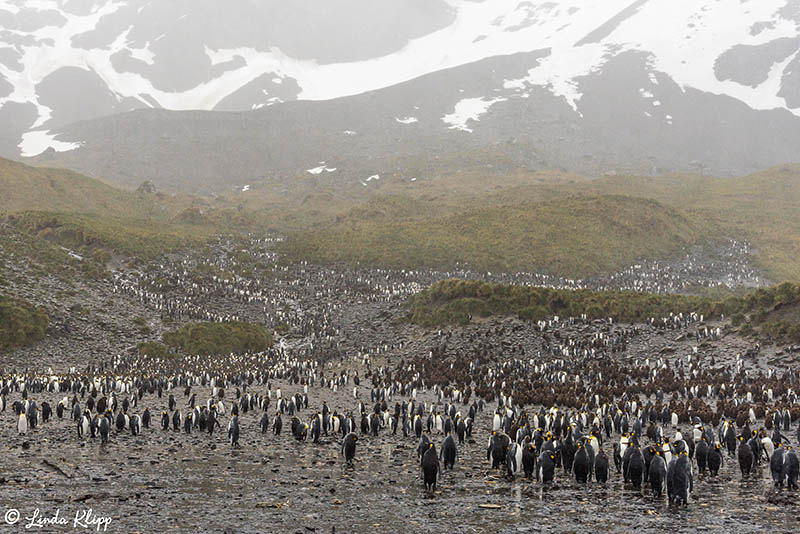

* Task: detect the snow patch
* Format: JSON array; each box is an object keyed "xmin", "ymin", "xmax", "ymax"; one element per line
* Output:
[
  {"xmin": 60, "ymin": 247, "xmax": 83, "ymax": 261},
  {"xmin": 241, "ymin": 185, "xmax": 250, "ymax": 192},
  {"xmin": 0, "ymin": 0, "xmax": 20, "ymax": 14},
  {"xmin": 754, "ymin": 50, "xmax": 798, "ymax": 109},
  {"xmin": 128, "ymin": 42, "xmax": 155, "ymax": 66},
  {"xmin": 442, "ymin": 97, "xmax": 506, "ymax": 132},
  {"xmin": 610, "ymin": 0, "xmax": 800, "ymax": 114},
  {"xmin": 19, "ymin": 130, "xmax": 82, "ymax": 157},
  {"xmin": 204, "ymin": 46, "xmax": 233, "ymax": 67},
  {"xmin": 307, "ymin": 163, "xmax": 337, "ymax": 175},
  {"xmin": 395, "ymin": 116, "xmax": 418, "ymax": 124},
  {"xmin": 503, "ymin": 43, "xmax": 609, "ymax": 115}
]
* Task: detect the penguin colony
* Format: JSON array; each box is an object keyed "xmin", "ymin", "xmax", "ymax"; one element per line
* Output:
[
  {"xmin": 4, "ymin": 316, "xmax": 800, "ymax": 503},
  {"xmin": 2, "ymin": 236, "xmax": 796, "ymax": 531}
]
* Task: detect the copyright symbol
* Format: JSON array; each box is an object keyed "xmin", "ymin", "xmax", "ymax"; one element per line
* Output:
[{"xmin": 4, "ymin": 508, "xmax": 19, "ymax": 525}]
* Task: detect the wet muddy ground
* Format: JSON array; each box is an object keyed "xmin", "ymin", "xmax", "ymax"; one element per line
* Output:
[{"xmin": 1, "ymin": 373, "xmax": 798, "ymax": 534}]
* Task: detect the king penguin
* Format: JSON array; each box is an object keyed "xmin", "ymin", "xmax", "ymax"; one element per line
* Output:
[
  {"xmin": 595, "ymin": 449, "xmax": 610, "ymax": 483},
  {"xmin": 228, "ymin": 415, "xmax": 240, "ymax": 447},
  {"xmin": 17, "ymin": 412, "xmax": 27, "ymax": 435},
  {"xmin": 440, "ymin": 434, "xmax": 457, "ymax": 471},
  {"xmin": 342, "ymin": 432, "xmax": 357, "ymax": 465},
  {"xmin": 649, "ymin": 450, "xmax": 667, "ymax": 498},
  {"xmin": 421, "ymin": 443, "xmax": 439, "ymax": 493}
]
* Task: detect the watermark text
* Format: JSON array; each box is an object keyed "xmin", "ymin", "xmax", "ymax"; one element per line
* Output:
[{"xmin": 4, "ymin": 507, "xmax": 112, "ymax": 531}]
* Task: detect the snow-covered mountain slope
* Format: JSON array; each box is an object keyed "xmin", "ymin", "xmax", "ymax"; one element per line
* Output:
[
  {"xmin": 31, "ymin": 48, "xmax": 800, "ymax": 194},
  {"xmin": 3, "ymin": 0, "xmax": 800, "ymax": 175}
]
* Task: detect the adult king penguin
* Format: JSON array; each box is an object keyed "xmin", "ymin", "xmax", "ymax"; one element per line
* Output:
[
  {"xmin": 595, "ymin": 449, "xmax": 610, "ymax": 483},
  {"xmin": 441, "ymin": 434, "xmax": 457, "ymax": 471},
  {"xmin": 421, "ymin": 443, "xmax": 439, "ymax": 493},
  {"xmin": 784, "ymin": 447, "xmax": 799, "ymax": 490},
  {"xmin": 737, "ymin": 435, "xmax": 754, "ymax": 477},
  {"xmin": 522, "ymin": 440, "xmax": 537, "ymax": 480},
  {"xmin": 228, "ymin": 415, "xmax": 240, "ymax": 447},
  {"xmin": 707, "ymin": 443, "xmax": 723, "ymax": 477},
  {"xmin": 649, "ymin": 450, "xmax": 667, "ymax": 498},
  {"xmin": 667, "ymin": 452, "xmax": 693, "ymax": 505},
  {"xmin": 17, "ymin": 412, "xmax": 27, "ymax": 435},
  {"xmin": 574, "ymin": 441, "xmax": 591, "ymax": 483},
  {"xmin": 342, "ymin": 432, "xmax": 357, "ymax": 465}
]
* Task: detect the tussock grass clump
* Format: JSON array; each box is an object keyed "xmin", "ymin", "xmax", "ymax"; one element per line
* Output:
[
  {"xmin": 161, "ymin": 322, "xmax": 273, "ymax": 356},
  {"xmin": 0, "ymin": 295, "xmax": 48, "ymax": 350},
  {"xmin": 406, "ymin": 280, "xmax": 800, "ymax": 340}
]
